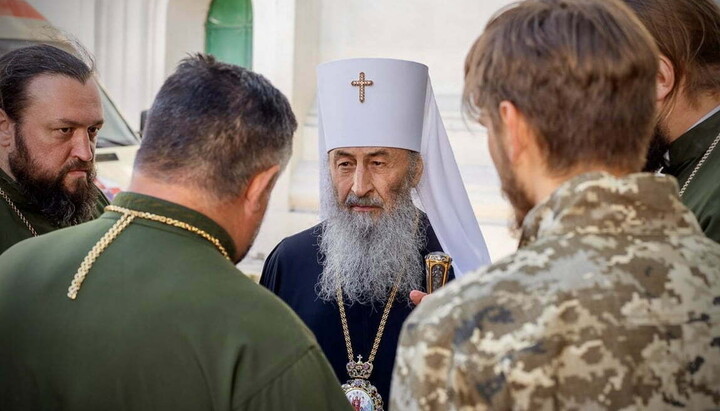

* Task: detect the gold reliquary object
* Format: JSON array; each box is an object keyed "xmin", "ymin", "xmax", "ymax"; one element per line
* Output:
[{"xmin": 424, "ymin": 251, "xmax": 452, "ymax": 293}]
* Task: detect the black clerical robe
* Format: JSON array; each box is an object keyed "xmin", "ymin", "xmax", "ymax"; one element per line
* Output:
[{"xmin": 260, "ymin": 215, "xmax": 453, "ymax": 403}]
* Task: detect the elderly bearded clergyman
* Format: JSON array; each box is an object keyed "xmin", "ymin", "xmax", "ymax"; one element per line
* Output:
[{"xmin": 260, "ymin": 58, "xmax": 491, "ymax": 411}]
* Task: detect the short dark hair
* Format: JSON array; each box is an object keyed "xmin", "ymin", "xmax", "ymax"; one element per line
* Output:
[
  {"xmin": 0, "ymin": 44, "xmax": 94, "ymax": 123},
  {"xmin": 464, "ymin": 0, "xmax": 659, "ymax": 173},
  {"xmin": 135, "ymin": 54, "xmax": 297, "ymax": 200},
  {"xmin": 622, "ymin": 0, "xmax": 720, "ymax": 104}
]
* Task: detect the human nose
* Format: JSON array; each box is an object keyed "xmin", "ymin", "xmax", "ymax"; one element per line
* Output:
[
  {"xmin": 351, "ymin": 165, "xmax": 374, "ymax": 197},
  {"xmin": 71, "ymin": 131, "xmax": 94, "ymax": 162}
]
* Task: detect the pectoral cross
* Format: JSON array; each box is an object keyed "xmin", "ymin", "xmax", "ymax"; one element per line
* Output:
[{"xmin": 351, "ymin": 72, "xmax": 373, "ymax": 103}]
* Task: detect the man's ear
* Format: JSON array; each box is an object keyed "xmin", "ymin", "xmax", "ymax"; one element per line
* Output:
[
  {"xmin": 0, "ymin": 109, "xmax": 15, "ymax": 148},
  {"xmin": 498, "ymin": 101, "xmax": 530, "ymax": 164},
  {"xmin": 657, "ymin": 55, "xmax": 675, "ymax": 103},
  {"xmin": 243, "ymin": 164, "xmax": 281, "ymax": 213}
]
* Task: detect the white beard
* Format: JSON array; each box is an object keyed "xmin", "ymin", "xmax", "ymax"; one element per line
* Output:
[{"xmin": 316, "ymin": 182, "xmax": 425, "ymax": 307}]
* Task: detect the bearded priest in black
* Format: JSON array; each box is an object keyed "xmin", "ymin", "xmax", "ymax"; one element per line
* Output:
[{"xmin": 260, "ymin": 58, "xmax": 491, "ymax": 411}]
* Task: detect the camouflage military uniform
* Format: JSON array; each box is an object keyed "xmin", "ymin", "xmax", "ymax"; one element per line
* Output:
[{"xmin": 391, "ymin": 172, "xmax": 720, "ymax": 410}]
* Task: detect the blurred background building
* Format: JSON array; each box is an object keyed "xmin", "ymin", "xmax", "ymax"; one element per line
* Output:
[{"xmin": 25, "ymin": 0, "xmax": 517, "ymax": 275}]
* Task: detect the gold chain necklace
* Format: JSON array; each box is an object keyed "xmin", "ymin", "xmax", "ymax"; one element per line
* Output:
[
  {"xmin": 0, "ymin": 186, "xmax": 39, "ymax": 237},
  {"xmin": 67, "ymin": 204, "xmax": 231, "ymax": 300},
  {"xmin": 337, "ymin": 278, "xmax": 400, "ymax": 411},
  {"xmin": 678, "ymin": 130, "xmax": 720, "ymax": 198}
]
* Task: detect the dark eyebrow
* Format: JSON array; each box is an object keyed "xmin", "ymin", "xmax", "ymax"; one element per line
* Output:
[
  {"xmin": 332, "ymin": 149, "xmax": 390, "ymax": 160},
  {"xmin": 367, "ymin": 149, "xmax": 389, "ymax": 157},
  {"xmin": 333, "ymin": 150, "xmax": 354, "ymax": 159},
  {"xmin": 56, "ymin": 118, "xmax": 104, "ymax": 127}
]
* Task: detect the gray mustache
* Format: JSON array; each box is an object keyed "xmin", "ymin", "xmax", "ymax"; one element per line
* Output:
[{"xmin": 345, "ymin": 193, "xmax": 384, "ymax": 208}]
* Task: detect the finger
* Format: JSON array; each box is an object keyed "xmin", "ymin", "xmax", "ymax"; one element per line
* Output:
[{"xmin": 410, "ymin": 290, "xmax": 428, "ymax": 306}]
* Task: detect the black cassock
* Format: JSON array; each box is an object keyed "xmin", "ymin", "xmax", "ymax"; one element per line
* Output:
[{"xmin": 259, "ymin": 214, "xmax": 453, "ymax": 403}]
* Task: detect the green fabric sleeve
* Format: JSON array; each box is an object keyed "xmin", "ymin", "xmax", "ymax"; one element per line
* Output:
[
  {"xmin": 700, "ymin": 211, "xmax": 720, "ymax": 243},
  {"xmin": 237, "ymin": 346, "xmax": 352, "ymax": 411}
]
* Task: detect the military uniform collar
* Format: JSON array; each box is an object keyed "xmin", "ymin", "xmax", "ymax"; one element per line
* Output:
[
  {"xmin": 667, "ymin": 108, "xmax": 720, "ymax": 175},
  {"xmin": 108, "ymin": 192, "xmax": 237, "ymax": 259},
  {"xmin": 519, "ymin": 172, "xmax": 701, "ymax": 248}
]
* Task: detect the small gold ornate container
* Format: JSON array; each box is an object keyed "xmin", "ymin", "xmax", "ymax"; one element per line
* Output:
[{"xmin": 425, "ymin": 252, "xmax": 452, "ymax": 293}]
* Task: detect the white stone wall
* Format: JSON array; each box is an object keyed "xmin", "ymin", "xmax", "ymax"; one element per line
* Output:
[
  {"xmin": 25, "ymin": 0, "xmax": 97, "ymax": 52},
  {"xmin": 164, "ymin": 0, "xmax": 210, "ymax": 77},
  {"xmin": 253, "ymin": 0, "xmax": 300, "ymax": 212},
  {"xmin": 317, "ymin": 0, "xmax": 514, "ymax": 95},
  {"xmin": 94, "ymin": 0, "xmax": 169, "ymax": 131}
]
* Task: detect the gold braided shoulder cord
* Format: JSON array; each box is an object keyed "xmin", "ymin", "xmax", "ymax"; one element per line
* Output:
[
  {"xmin": 67, "ymin": 213, "xmax": 135, "ymax": 299},
  {"xmin": 0, "ymin": 186, "xmax": 38, "ymax": 237},
  {"xmin": 67, "ymin": 205, "xmax": 231, "ymax": 300}
]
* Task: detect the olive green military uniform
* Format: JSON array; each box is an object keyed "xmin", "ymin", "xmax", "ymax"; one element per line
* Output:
[
  {"xmin": 665, "ymin": 108, "xmax": 720, "ymax": 243},
  {"xmin": 391, "ymin": 172, "xmax": 720, "ymax": 410},
  {"xmin": 0, "ymin": 168, "xmax": 109, "ymax": 254},
  {"xmin": 0, "ymin": 192, "xmax": 351, "ymax": 411}
]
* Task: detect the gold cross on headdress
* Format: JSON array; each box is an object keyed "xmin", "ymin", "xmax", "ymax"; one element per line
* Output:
[{"xmin": 351, "ymin": 72, "xmax": 373, "ymax": 103}]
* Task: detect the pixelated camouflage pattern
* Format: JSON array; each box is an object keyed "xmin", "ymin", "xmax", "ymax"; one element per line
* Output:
[{"xmin": 391, "ymin": 172, "xmax": 720, "ymax": 410}]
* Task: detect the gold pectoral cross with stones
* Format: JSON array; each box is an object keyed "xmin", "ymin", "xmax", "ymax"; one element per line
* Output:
[{"xmin": 351, "ymin": 72, "xmax": 373, "ymax": 103}]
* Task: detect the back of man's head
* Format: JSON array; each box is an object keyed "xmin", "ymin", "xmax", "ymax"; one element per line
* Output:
[
  {"xmin": 622, "ymin": 0, "xmax": 720, "ymax": 104},
  {"xmin": 135, "ymin": 54, "xmax": 297, "ymax": 200},
  {"xmin": 0, "ymin": 44, "xmax": 94, "ymax": 124},
  {"xmin": 464, "ymin": 0, "xmax": 659, "ymax": 173}
]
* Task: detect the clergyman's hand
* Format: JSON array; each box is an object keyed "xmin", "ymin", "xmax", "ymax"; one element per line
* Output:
[{"xmin": 410, "ymin": 290, "xmax": 428, "ymax": 306}]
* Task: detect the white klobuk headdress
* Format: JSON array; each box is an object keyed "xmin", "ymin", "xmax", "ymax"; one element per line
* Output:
[{"xmin": 317, "ymin": 58, "xmax": 490, "ymax": 276}]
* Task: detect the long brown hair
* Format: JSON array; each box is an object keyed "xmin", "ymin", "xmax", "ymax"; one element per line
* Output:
[{"xmin": 623, "ymin": 0, "xmax": 720, "ymax": 107}]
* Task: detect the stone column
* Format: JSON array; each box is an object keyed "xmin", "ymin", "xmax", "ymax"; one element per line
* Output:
[
  {"xmin": 94, "ymin": 0, "xmax": 169, "ymax": 130},
  {"xmin": 252, "ymin": 0, "xmax": 299, "ymax": 212}
]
